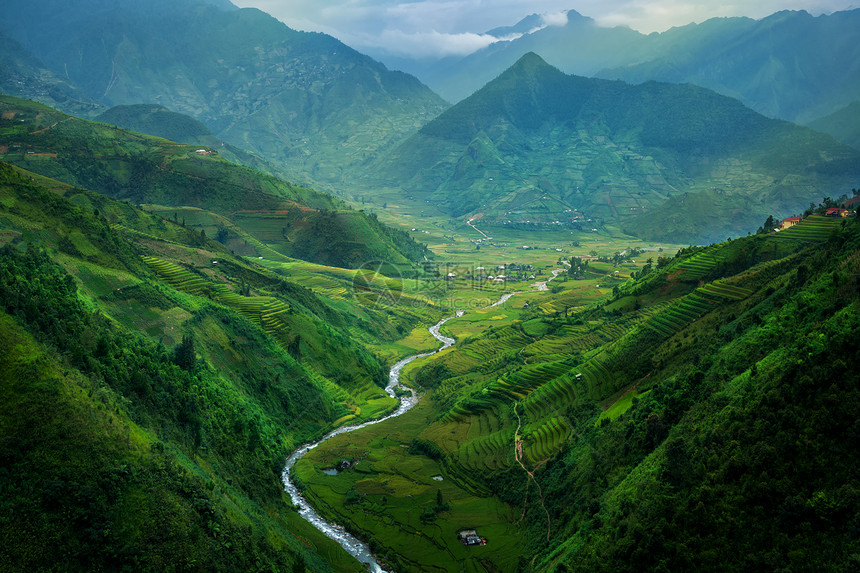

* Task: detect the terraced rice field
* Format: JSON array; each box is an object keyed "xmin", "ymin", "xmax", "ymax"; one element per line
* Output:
[
  {"xmin": 674, "ymin": 248, "xmax": 726, "ymax": 281},
  {"xmin": 456, "ymin": 425, "xmax": 515, "ymax": 471},
  {"xmin": 520, "ymin": 373, "xmax": 578, "ymax": 420},
  {"xmin": 644, "ymin": 279, "xmax": 753, "ymax": 337},
  {"xmin": 143, "ymin": 256, "xmax": 304, "ymax": 359},
  {"xmin": 487, "ymin": 360, "xmax": 574, "ymax": 401},
  {"xmin": 142, "ymin": 256, "xmax": 210, "ymax": 295},
  {"xmin": 523, "ymin": 417, "xmax": 572, "ymax": 464},
  {"xmin": 445, "ymin": 327, "xmax": 532, "ymax": 374},
  {"xmin": 774, "ymin": 215, "xmax": 842, "ymax": 242}
]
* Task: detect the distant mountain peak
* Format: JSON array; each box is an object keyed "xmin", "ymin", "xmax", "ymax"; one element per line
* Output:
[
  {"xmin": 486, "ymin": 13, "xmax": 543, "ymax": 37},
  {"xmin": 471, "ymin": 51, "xmax": 565, "ymax": 97},
  {"xmin": 380, "ymin": 57, "xmax": 860, "ymax": 244},
  {"xmin": 490, "ymin": 52, "xmax": 565, "ymax": 86},
  {"xmin": 486, "ymin": 9, "xmax": 590, "ymax": 39},
  {"xmin": 513, "ymin": 51, "xmax": 550, "ymax": 68}
]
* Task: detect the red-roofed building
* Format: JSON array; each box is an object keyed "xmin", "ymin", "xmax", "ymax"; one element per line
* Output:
[
  {"xmin": 825, "ymin": 208, "xmax": 850, "ymax": 217},
  {"xmin": 780, "ymin": 216, "xmax": 803, "ymax": 230}
]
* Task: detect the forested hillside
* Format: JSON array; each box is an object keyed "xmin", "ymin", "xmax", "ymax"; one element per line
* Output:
[{"xmin": 0, "ymin": 164, "xmax": 343, "ymax": 571}]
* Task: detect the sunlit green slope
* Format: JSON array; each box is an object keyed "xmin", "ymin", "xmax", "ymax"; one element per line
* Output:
[
  {"xmin": 95, "ymin": 103, "xmax": 290, "ymax": 179},
  {"xmin": 0, "ymin": 162, "xmax": 367, "ymax": 571}
]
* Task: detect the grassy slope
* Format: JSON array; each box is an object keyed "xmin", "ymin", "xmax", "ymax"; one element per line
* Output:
[
  {"xmin": 0, "ymin": 95, "xmax": 429, "ymax": 269},
  {"xmin": 0, "ymin": 95, "xmax": 340, "ymax": 212},
  {"xmin": 94, "ymin": 103, "xmax": 292, "ymax": 179}
]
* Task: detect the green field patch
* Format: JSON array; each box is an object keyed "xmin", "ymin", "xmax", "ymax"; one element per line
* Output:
[
  {"xmin": 522, "ymin": 318, "xmax": 550, "ymax": 337},
  {"xmin": 71, "ymin": 262, "xmax": 139, "ymax": 297},
  {"xmin": 598, "ymin": 388, "xmax": 652, "ymax": 423},
  {"xmin": 300, "ymin": 397, "xmax": 524, "ymax": 571}
]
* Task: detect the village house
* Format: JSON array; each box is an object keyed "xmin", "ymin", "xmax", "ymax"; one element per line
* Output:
[
  {"xmin": 780, "ymin": 216, "xmax": 803, "ymax": 230},
  {"xmin": 457, "ymin": 529, "xmax": 487, "ymax": 546}
]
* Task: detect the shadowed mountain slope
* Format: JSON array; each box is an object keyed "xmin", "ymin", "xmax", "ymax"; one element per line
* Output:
[{"xmin": 0, "ymin": 0, "xmax": 448, "ymax": 189}]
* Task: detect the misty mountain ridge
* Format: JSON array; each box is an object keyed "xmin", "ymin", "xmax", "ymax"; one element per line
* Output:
[{"xmin": 403, "ymin": 8, "xmax": 860, "ymax": 125}]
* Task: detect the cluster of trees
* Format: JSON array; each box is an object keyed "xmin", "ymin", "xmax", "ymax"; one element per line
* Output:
[
  {"xmin": 567, "ymin": 256, "xmax": 589, "ymax": 280},
  {"xmin": 803, "ymin": 194, "xmax": 853, "ymax": 216}
]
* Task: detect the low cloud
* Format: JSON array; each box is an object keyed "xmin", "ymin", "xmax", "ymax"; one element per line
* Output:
[
  {"xmin": 346, "ymin": 29, "xmax": 521, "ymax": 58},
  {"xmin": 232, "ymin": 0, "xmax": 860, "ymax": 58},
  {"xmin": 541, "ymin": 11, "xmax": 570, "ymax": 27}
]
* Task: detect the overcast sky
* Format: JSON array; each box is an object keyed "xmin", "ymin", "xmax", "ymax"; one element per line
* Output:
[{"xmin": 229, "ymin": 0, "xmax": 858, "ymax": 58}]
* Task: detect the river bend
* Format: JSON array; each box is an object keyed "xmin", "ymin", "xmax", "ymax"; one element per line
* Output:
[{"xmin": 282, "ymin": 268, "xmax": 564, "ymax": 571}]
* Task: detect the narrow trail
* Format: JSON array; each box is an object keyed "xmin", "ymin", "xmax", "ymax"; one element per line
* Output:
[
  {"xmin": 281, "ymin": 266, "xmax": 567, "ymax": 571},
  {"xmin": 466, "ymin": 218, "xmax": 490, "ymax": 239},
  {"xmin": 513, "ymin": 402, "xmax": 552, "ymax": 542}
]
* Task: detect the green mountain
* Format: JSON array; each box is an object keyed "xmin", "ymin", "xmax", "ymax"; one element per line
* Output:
[
  {"xmin": 600, "ymin": 9, "xmax": 860, "ymax": 124},
  {"xmin": 0, "ymin": 95, "xmax": 429, "ymax": 268},
  {"xmin": 807, "ymin": 101, "xmax": 860, "ymax": 151},
  {"xmin": 373, "ymin": 53, "xmax": 860, "ymax": 244},
  {"xmin": 0, "ymin": 30, "xmax": 101, "ymax": 118},
  {"xmin": 0, "ymin": 0, "xmax": 448, "ymax": 189}
]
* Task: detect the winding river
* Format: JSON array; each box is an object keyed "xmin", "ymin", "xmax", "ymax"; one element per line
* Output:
[
  {"xmin": 281, "ymin": 268, "xmax": 565, "ymax": 571},
  {"xmin": 281, "ymin": 312, "xmax": 462, "ymax": 572}
]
